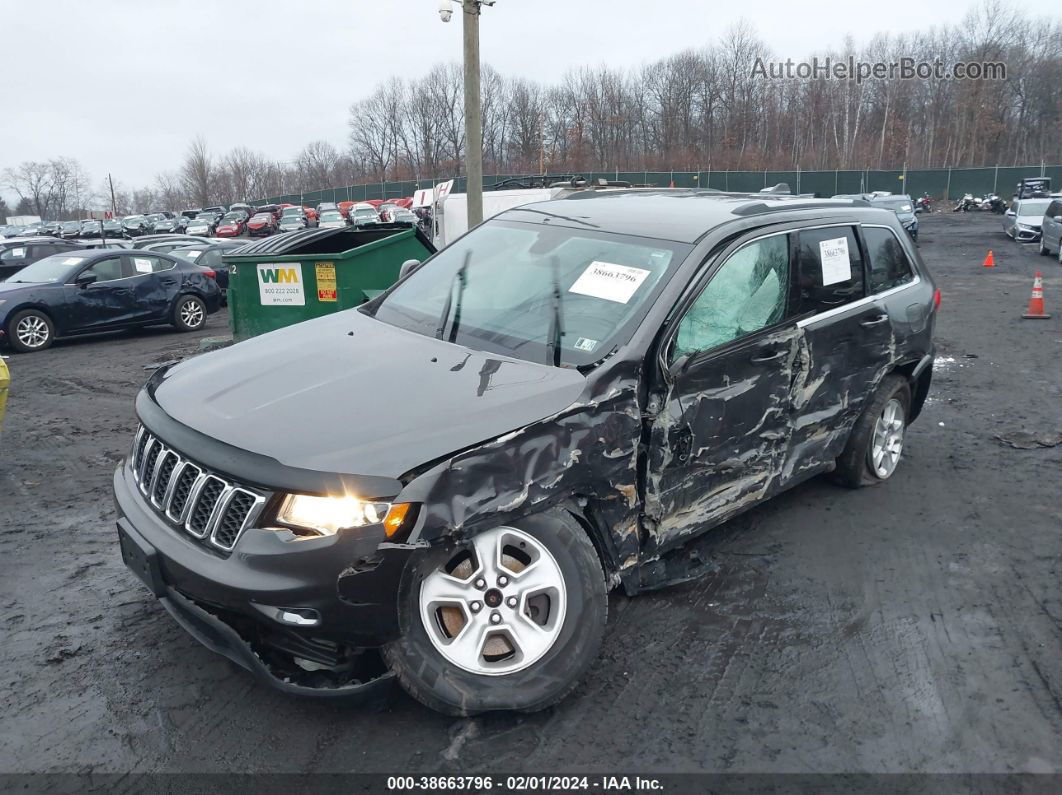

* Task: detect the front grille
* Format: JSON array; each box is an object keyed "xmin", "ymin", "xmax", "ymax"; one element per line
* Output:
[{"xmin": 130, "ymin": 425, "xmax": 265, "ymax": 553}]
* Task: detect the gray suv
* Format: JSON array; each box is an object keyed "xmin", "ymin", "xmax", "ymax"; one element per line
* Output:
[
  {"xmin": 1038, "ymin": 198, "xmax": 1062, "ymax": 262},
  {"xmin": 114, "ymin": 191, "xmax": 938, "ymax": 715}
]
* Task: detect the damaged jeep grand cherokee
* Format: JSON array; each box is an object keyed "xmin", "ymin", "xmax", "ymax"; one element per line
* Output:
[{"xmin": 114, "ymin": 190, "xmax": 937, "ymax": 715}]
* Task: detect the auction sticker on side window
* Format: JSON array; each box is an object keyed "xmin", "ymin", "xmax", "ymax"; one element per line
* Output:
[
  {"xmin": 133, "ymin": 257, "xmax": 152, "ymax": 274},
  {"xmin": 257, "ymin": 262, "xmax": 305, "ymax": 306},
  {"xmin": 819, "ymin": 237, "xmax": 851, "ymax": 285},
  {"xmin": 568, "ymin": 261, "xmax": 650, "ymax": 304}
]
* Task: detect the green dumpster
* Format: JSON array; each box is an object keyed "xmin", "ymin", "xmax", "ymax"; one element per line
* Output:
[{"xmin": 225, "ymin": 225, "xmax": 435, "ymax": 340}]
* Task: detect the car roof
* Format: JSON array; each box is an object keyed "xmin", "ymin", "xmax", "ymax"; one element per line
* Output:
[{"xmin": 499, "ymin": 189, "xmax": 885, "ymax": 244}]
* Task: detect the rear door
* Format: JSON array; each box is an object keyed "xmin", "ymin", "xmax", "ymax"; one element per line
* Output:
[
  {"xmin": 644, "ymin": 231, "xmax": 800, "ymax": 552},
  {"xmin": 128, "ymin": 253, "xmax": 179, "ymax": 321},
  {"xmin": 781, "ymin": 224, "xmax": 891, "ymax": 482},
  {"xmin": 1043, "ymin": 200, "xmax": 1062, "ymax": 253}
]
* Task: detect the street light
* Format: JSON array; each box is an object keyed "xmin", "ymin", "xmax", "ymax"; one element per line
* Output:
[{"xmin": 438, "ymin": 0, "xmax": 494, "ymax": 227}]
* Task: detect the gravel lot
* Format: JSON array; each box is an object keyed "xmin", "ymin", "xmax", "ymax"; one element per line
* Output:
[{"xmin": 1, "ymin": 211, "xmax": 1059, "ymax": 776}]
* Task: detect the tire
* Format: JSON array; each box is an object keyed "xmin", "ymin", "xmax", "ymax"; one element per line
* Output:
[
  {"xmin": 383, "ymin": 510, "xmax": 607, "ymax": 716},
  {"xmin": 7, "ymin": 309, "xmax": 55, "ymax": 353},
  {"xmin": 1039, "ymin": 239, "xmax": 1049, "ymax": 256},
  {"xmin": 832, "ymin": 374, "xmax": 912, "ymax": 489},
  {"xmin": 172, "ymin": 295, "xmax": 207, "ymax": 332}
]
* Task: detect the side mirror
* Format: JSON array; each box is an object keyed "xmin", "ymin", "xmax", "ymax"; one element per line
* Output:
[
  {"xmin": 1005, "ymin": 210, "xmax": 1015, "ymax": 217},
  {"xmin": 1054, "ymin": 216, "xmax": 1062, "ymax": 224},
  {"xmin": 399, "ymin": 259, "xmax": 421, "ymax": 280},
  {"xmin": 75, "ymin": 272, "xmax": 97, "ymax": 287}
]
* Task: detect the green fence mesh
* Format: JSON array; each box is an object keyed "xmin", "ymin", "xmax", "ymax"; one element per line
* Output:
[{"xmin": 251, "ymin": 165, "xmax": 1061, "ymax": 207}]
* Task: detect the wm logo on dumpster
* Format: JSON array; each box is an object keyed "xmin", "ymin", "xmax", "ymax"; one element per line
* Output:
[
  {"xmin": 257, "ymin": 263, "xmax": 305, "ymax": 306},
  {"xmin": 259, "ymin": 267, "xmax": 299, "ymax": 283}
]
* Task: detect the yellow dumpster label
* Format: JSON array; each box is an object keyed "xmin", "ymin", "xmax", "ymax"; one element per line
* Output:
[{"xmin": 315, "ymin": 262, "xmax": 337, "ymax": 302}]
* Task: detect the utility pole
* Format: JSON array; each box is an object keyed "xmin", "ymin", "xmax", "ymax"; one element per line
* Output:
[
  {"xmin": 107, "ymin": 173, "xmax": 118, "ymax": 218},
  {"xmin": 462, "ymin": 0, "xmax": 483, "ymax": 227}
]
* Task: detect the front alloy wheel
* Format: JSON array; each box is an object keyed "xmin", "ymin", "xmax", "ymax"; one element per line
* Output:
[
  {"xmin": 420, "ymin": 526, "xmax": 566, "ymax": 675},
  {"xmin": 8, "ymin": 309, "xmax": 55, "ymax": 353},
  {"xmin": 383, "ymin": 510, "xmax": 607, "ymax": 716}
]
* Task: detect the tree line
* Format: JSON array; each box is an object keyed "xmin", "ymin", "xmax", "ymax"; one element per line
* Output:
[{"xmin": 3, "ymin": 0, "xmax": 1058, "ymax": 219}]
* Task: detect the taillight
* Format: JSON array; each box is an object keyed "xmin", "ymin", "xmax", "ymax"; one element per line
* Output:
[
  {"xmin": 202, "ymin": 269, "xmax": 217, "ymax": 279},
  {"xmin": 933, "ymin": 288, "xmax": 941, "ymax": 310}
]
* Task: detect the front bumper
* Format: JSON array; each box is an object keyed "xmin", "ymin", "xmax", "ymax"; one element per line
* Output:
[
  {"xmin": 1015, "ymin": 226, "xmax": 1041, "ymax": 242},
  {"xmin": 113, "ymin": 459, "xmax": 412, "ymax": 700}
]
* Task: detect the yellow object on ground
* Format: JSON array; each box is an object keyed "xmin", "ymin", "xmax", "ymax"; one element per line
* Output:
[{"xmin": 0, "ymin": 357, "xmax": 9, "ymax": 435}]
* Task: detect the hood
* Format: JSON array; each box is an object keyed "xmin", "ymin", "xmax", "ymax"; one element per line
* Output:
[
  {"xmin": 0, "ymin": 280, "xmax": 44, "ymax": 294},
  {"xmin": 150, "ymin": 309, "xmax": 587, "ymax": 479}
]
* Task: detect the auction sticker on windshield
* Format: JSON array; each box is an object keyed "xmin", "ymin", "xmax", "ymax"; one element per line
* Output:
[
  {"xmin": 568, "ymin": 261, "xmax": 650, "ymax": 304},
  {"xmin": 257, "ymin": 263, "xmax": 305, "ymax": 306},
  {"xmin": 819, "ymin": 237, "xmax": 852, "ymax": 285}
]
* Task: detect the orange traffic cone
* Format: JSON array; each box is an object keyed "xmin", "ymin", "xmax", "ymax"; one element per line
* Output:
[
  {"xmin": 1022, "ymin": 271, "xmax": 1051, "ymax": 319},
  {"xmin": 983, "ymin": 250, "xmax": 995, "ymax": 267}
]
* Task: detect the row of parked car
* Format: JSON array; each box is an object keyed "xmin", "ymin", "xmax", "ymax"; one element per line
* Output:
[
  {"xmin": 0, "ymin": 198, "xmax": 421, "ymax": 243},
  {"xmin": 0, "ymin": 232, "xmax": 240, "ymax": 352}
]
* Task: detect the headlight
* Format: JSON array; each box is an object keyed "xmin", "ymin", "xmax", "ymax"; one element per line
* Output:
[{"xmin": 277, "ymin": 494, "xmax": 411, "ymax": 537}]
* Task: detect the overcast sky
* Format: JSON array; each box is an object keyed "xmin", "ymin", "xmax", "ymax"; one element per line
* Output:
[{"xmin": 3, "ymin": 0, "xmax": 985, "ymax": 203}]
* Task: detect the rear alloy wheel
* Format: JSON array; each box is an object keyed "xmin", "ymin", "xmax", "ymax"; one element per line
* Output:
[
  {"xmin": 384, "ymin": 511, "xmax": 607, "ymax": 715},
  {"xmin": 832, "ymin": 374, "xmax": 911, "ymax": 488},
  {"xmin": 173, "ymin": 295, "xmax": 206, "ymax": 332},
  {"xmin": 8, "ymin": 309, "xmax": 55, "ymax": 353}
]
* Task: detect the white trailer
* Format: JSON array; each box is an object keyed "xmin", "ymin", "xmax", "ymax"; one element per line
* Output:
[
  {"xmin": 5, "ymin": 215, "xmax": 42, "ymax": 226},
  {"xmin": 432, "ymin": 188, "xmax": 560, "ymax": 249}
]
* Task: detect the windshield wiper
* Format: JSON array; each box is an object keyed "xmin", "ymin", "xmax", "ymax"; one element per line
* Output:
[
  {"xmin": 436, "ymin": 250, "xmax": 471, "ymax": 341},
  {"xmin": 546, "ymin": 255, "xmax": 564, "ymax": 367}
]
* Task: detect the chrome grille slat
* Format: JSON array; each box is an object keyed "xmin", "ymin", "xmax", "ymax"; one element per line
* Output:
[{"xmin": 129, "ymin": 425, "xmax": 266, "ymax": 553}]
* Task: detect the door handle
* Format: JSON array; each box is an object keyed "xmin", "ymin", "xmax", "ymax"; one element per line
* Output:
[
  {"xmin": 860, "ymin": 314, "xmax": 889, "ymax": 327},
  {"xmin": 751, "ymin": 349, "xmax": 785, "ymax": 364}
]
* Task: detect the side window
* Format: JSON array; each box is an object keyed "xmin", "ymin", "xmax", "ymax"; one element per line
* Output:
[
  {"xmin": 82, "ymin": 257, "xmax": 125, "ymax": 282},
  {"xmin": 796, "ymin": 226, "xmax": 864, "ymax": 314},
  {"xmin": 1047, "ymin": 201, "xmax": 1062, "ymax": 219},
  {"xmin": 130, "ymin": 254, "xmax": 174, "ymax": 274},
  {"xmin": 1, "ymin": 246, "xmax": 27, "ymax": 261},
  {"xmin": 671, "ymin": 234, "xmax": 791, "ymax": 362},
  {"xmin": 863, "ymin": 226, "xmax": 915, "ymax": 293},
  {"xmin": 199, "ymin": 249, "xmax": 222, "ymax": 269}
]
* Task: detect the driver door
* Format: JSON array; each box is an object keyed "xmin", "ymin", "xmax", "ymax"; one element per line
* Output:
[
  {"xmin": 62, "ymin": 255, "xmax": 137, "ymax": 332},
  {"xmin": 644, "ymin": 232, "xmax": 800, "ymax": 554}
]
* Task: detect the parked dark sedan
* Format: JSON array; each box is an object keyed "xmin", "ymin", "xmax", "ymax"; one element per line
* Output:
[
  {"xmin": 171, "ymin": 239, "xmax": 246, "ymax": 302},
  {"xmin": 153, "ymin": 216, "xmax": 190, "ymax": 234},
  {"xmin": 80, "ymin": 219, "xmax": 104, "ymax": 238},
  {"xmin": 1, "ymin": 238, "xmax": 87, "ymax": 281},
  {"xmin": 122, "ymin": 215, "xmax": 152, "ymax": 237},
  {"xmin": 0, "ymin": 248, "xmax": 221, "ymax": 352},
  {"xmin": 58, "ymin": 221, "xmax": 83, "ymax": 239},
  {"xmin": 101, "ymin": 219, "xmax": 125, "ymax": 239}
]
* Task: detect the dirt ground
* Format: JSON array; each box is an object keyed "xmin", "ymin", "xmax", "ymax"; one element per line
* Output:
[{"xmin": 1, "ymin": 211, "xmax": 1059, "ymax": 776}]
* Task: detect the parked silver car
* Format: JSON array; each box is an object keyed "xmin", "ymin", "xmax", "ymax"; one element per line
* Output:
[
  {"xmin": 1037, "ymin": 197, "xmax": 1062, "ymax": 262},
  {"xmin": 1003, "ymin": 198, "xmax": 1053, "ymax": 242}
]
